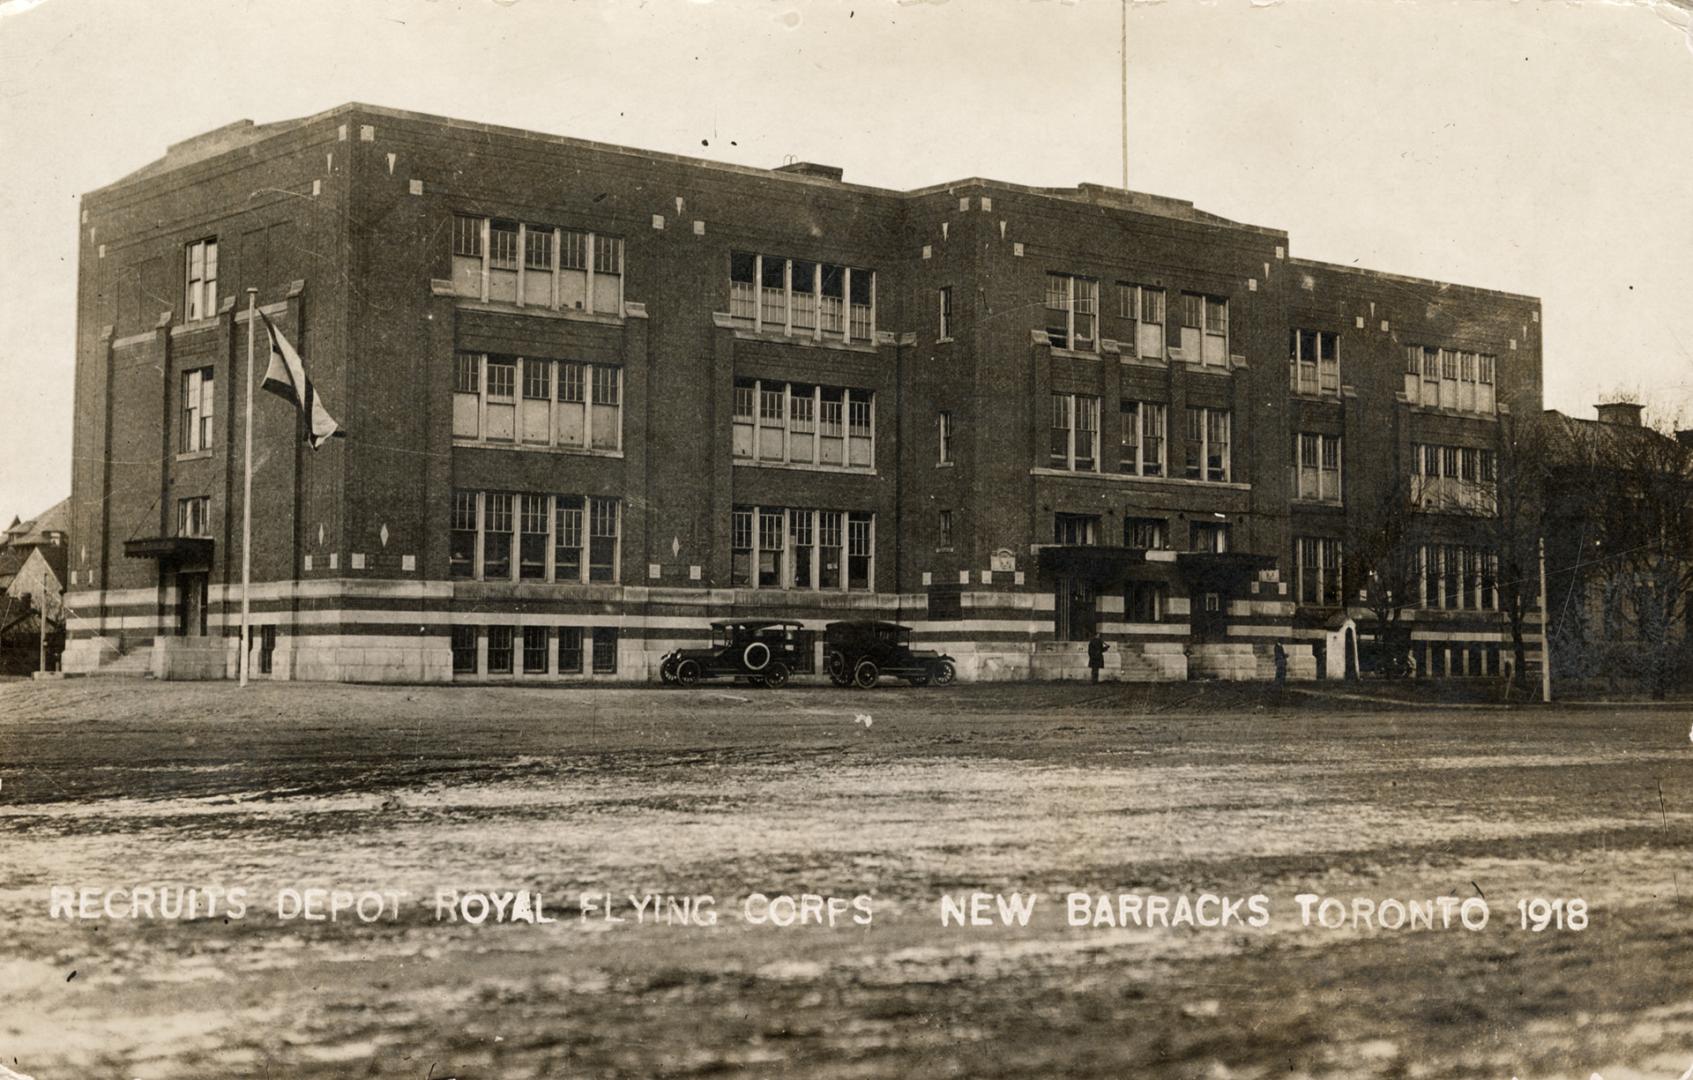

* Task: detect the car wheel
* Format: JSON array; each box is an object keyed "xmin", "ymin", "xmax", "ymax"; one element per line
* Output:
[
  {"xmin": 827, "ymin": 650, "xmax": 852, "ymax": 687},
  {"xmin": 932, "ymin": 660, "xmax": 957, "ymax": 687},
  {"xmin": 677, "ymin": 659, "xmax": 702, "ymax": 687},
  {"xmin": 742, "ymin": 640, "xmax": 771, "ymax": 672},
  {"xmin": 764, "ymin": 661, "xmax": 790, "ymax": 689},
  {"xmin": 853, "ymin": 659, "xmax": 880, "ymax": 689},
  {"xmin": 659, "ymin": 658, "xmax": 678, "ymax": 685}
]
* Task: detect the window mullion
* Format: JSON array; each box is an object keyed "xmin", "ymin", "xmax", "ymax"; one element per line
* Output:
[
  {"xmin": 585, "ymin": 232, "xmax": 597, "ymax": 315},
  {"xmin": 479, "ymin": 218, "xmax": 491, "ymax": 302}
]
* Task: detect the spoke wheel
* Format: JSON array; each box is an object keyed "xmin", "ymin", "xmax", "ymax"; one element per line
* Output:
[
  {"xmin": 677, "ymin": 659, "xmax": 702, "ymax": 687},
  {"xmin": 853, "ymin": 659, "xmax": 880, "ymax": 689},
  {"xmin": 763, "ymin": 661, "xmax": 789, "ymax": 689}
]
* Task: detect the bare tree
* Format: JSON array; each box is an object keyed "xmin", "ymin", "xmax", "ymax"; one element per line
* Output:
[
  {"xmin": 1346, "ymin": 469, "xmax": 1420, "ymax": 659},
  {"xmin": 1486, "ymin": 412, "xmax": 1553, "ymax": 693}
]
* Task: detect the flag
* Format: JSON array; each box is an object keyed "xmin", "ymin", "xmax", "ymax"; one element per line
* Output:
[{"xmin": 259, "ymin": 311, "xmax": 342, "ymax": 449}]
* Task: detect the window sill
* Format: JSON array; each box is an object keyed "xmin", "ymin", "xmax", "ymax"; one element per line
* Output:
[
  {"xmin": 714, "ymin": 316, "xmax": 883, "ymax": 354},
  {"xmin": 452, "ymin": 439, "xmax": 624, "ymax": 459},
  {"xmin": 733, "ymin": 459, "xmax": 876, "ymax": 477},
  {"xmin": 937, "ymin": 337, "xmax": 954, "ymax": 345},
  {"xmin": 170, "ymin": 318, "xmax": 221, "ymax": 338},
  {"xmin": 449, "ymin": 295, "xmax": 627, "ymax": 326},
  {"xmin": 1032, "ymin": 467, "xmax": 1251, "ymax": 492},
  {"xmin": 935, "ymin": 461, "xmax": 955, "ymax": 469},
  {"xmin": 1290, "ymin": 498, "xmax": 1345, "ymax": 509},
  {"xmin": 1119, "ymin": 353, "xmax": 1165, "ymax": 368},
  {"xmin": 175, "ymin": 449, "xmax": 214, "ymax": 462},
  {"xmin": 1049, "ymin": 345, "xmax": 1101, "ymax": 360},
  {"xmin": 1289, "ymin": 390, "xmax": 1345, "ymax": 403}
]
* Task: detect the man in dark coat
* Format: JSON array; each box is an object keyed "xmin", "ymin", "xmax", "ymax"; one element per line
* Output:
[
  {"xmin": 1273, "ymin": 641, "xmax": 1288, "ymax": 686},
  {"xmin": 1087, "ymin": 632, "xmax": 1109, "ymax": 683}
]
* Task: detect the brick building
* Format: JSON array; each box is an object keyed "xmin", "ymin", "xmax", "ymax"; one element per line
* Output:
[{"xmin": 62, "ymin": 103, "xmax": 1545, "ymax": 682}]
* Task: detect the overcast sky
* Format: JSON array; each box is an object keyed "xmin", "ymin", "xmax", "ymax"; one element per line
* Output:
[{"xmin": 2, "ymin": 0, "xmax": 1690, "ymax": 519}]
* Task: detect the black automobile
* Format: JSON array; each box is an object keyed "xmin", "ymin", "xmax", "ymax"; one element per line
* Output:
[
  {"xmin": 1359, "ymin": 624, "xmax": 1413, "ymax": 678},
  {"xmin": 659, "ymin": 620, "xmax": 816, "ymax": 688},
  {"xmin": 823, "ymin": 620, "xmax": 957, "ymax": 688}
]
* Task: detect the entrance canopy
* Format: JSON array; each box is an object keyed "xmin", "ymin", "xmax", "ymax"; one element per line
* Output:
[
  {"xmin": 1037, "ymin": 545, "xmax": 1172, "ymax": 586},
  {"xmin": 1175, "ymin": 551, "xmax": 1275, "ymax": 592},
  {"xmin": 123, "ymin": 537, "xmax": 213, "ymax": 562}
]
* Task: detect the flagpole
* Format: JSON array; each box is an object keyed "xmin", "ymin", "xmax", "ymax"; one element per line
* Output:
[{"xmin": 240, "ymin": 288, "xmax": 257, "ymax": 688}]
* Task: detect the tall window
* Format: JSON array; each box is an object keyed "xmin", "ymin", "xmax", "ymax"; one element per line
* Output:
[
  {"xmin": 523, "ymin": 627, "xmax": 549, "ymax": 674},
  {"xmin": 181, "ymin": 368, "xmax": 215, "ymax": 452},
  {"xmin": 557, "ymin": 627, "xmax": 584, "ymax": 673},
  {"xmin": 184, "ymin": 239, "xmax": 217, "ymax": 321},
  {"xmin": 733, "ymin": 506, "xmax": 873, "ymax": 591},
  {"xmin": 1296, "ymin": 537, "xmax": 1344, "ymax": 606},
  {"xmin": 449, "ymin": 490, "xmax": 619, "ymax": 583},
  {"xmin": 1179, "ymin": 294, "xmax": 1229, "ymax": 366},
  {"xmin": 1191, "ymin": 521, "xmax": 1231, "ymax": 554},
  {"xmin": 1119, "ymin": 401, "xmax": 1166, "ymax": 477},
  {"xmin": 177, "ymin": 496, "xmax": 210, "ymax": 538},
  {"xmin": 732, "ymin": 379, "xmax": 873, "ymax": 471},
  {"xmin": 728, "ymin": 251, "xmax": 875, "ymax": 342},
  {"xmin": 938, "ymin": 286, "xmax": 954, "ymax": 341},
  {"xmin": 1054, "ymin": 513, "xmax": 1099, "ymax": 545},
  {"xmin": 450, "ymin": 491, "xmax": 478, "ymax": 578},
  {"xmin": 591, "ymin": 627, "xmax": 619, "ymax": 674},
  {"xmin": 1291, "ymin": 329, "xmax": 1340, "ymax": 396},
  {"xmin": 450, "ymin": 214, "xmax": 623, "ymax": 313},
  {"xmin": 451, "ymin": 627, "xmax": 478, "ymax": 674},
  {"xmin": 1293, "ymin": 433, "xmax": 1342, "ymax": 502},
  {"xmin": 1183, "ymin": 406, "xmax": 1231, "ymax": 483},
  {"xmin": 937, "ymin": 410, "xmax": 953, "ymax": 464},
  {"xmin": 487, "ymin": 627, "xmax": 514, "ymax": 674},
  {"xmin": 1416, "ymin": 544, "xmax": 1498, "ymax": 610},
  {"xmin": 1124, "ymin": 517, "xmax": 1167, "ymax": 550},
  {"xmin": 452, "ymin": 353, "xmax": 621, "ymax": 452},
  {"xmin": 1045, "ymin": 273, "xmax": 1099, "ymax": 351},
  {"xmin": 1119, "ymin": 284, "xmax": 1166, "ymax": 360},
  {"xmin": 937, "ymin": 509, "xmax": 953, "ymax": 550},
  {"xmin": 1049, "ymin": 393, "xmax": 1100, "ymax": 472}
]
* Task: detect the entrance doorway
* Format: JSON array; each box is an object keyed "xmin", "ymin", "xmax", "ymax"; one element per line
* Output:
[
  {"xmin": 176, "ymin": 571, "xmax": 208, "ymax": 637},
  {"xmin": 1054, "ymin": 577, "xmax": 1097, "ymax": 642}
]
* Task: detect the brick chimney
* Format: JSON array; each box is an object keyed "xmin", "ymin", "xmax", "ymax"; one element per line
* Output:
[{"xmin": 1594, "ymin": 401, "xmax": 1643, "ymax": 427}]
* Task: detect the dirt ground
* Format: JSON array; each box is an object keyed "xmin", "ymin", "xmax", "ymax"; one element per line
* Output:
[{"xmin": 2, "ymin": 678, "xmax": 1691, "ymax": 1079}]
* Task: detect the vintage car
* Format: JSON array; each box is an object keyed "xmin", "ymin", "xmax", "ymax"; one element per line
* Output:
[
  {"xmin": 659, "ymin": 620, "xmax": 816, "ymax": 688},
  {"xmin": 1358, "ymin": 624, "xmax": 1414, "ymax": 678},
  {"xmin": 823, "ymin": 620, "xmax": 957, "ymax": 688}
]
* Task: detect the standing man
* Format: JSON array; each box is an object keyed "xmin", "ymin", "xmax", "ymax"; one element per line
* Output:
[
  {"xmin": 1088, "ymin": 632, "xmax": 1109, "ymax": 683},
  {"xmin": 1273, "ymin": 641, "xmax": 1288, "ymax": 687}
]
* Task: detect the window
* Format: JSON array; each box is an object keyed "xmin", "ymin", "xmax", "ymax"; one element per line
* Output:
[
  {"xmin": 1296, "ymin": 537, "xmax": 1344, "ymax": 606},
  {"xmin": 819, "ymin": 511, "xmax": 843, "ymax": 590},
  {"xmin": 519, "ymin": 495, "xmax": 548, "ymax": 580},
  {"xmin": 453, "ymin": 353, "xmax": 620, "ymax": 451},
  {"xmin": 482, "ymin": 493, "xmax": 513, "ymax": 579},
  {"xmin": 591, "ymin": 627, "xmax": 618, "ymax": 674},
  {"xmin": 1045, "ymin": 273, "xmax": 1098, "ymax": 350},
  {"xmin": 1119, "ymin": 400, "xmax": 1166, "ymax": 477},
  {"xmin": 450, "ymin": 215, "xmax": 623, "ymax": 314},
  {"xmin": 1293, "ymin": 433, "xmax": 1342, "ymax": 502},
  {"xmin": 181, "ymin": 368, "xmax": 215, "ymax": 452},
  {"xmin": 1124, "ymin": 517, "xmax": 1167, "ymax": 550},
  {"xmin": 1180, "ymin": 294, "xmax": 1229, "ymax": 366},
  {"xmin": 937, "ymin": 509, "xmax": 953, "ymax": 551},
  {"xmin": 450, "ymin": 490, "xmax": 617, "ymax": 583},
  {"xmin": 1418, "ymin": 544, "xmax": 1498, "ymax": 610},
  {"xmin": 1291, "ymin": 329, "xmax": 1340, "ymax": 396},
  {"xmin": 177, "ymin": 496, "xmax": 210, "ymax": 538},
  {"xmin": 847, "ymin": 513, "xmax": 873, "ymax": 590},
  {"xmin": 731, "ymin": 509, "xmax": 754, "ymax": 586},
  {"xmin": 758, "ymin": 509, "xmax": 784, "ymax": 588},
  {"xmin": 1191, "ymin": 522, "xmax": 1231, "ymax": 553},
  {"xmin": 789, "ymin": 510, "xmax": 814, "ymax": 589},
  {"xmin": 1125, "ymin": 582, "xmax": 1165, "ymax": 623},
  {"xmin": 729, "ymin": 251, "xmax": 875, "ymax": 342},
  {"xmin": 1049, "ymin": 393, "xmax": 1100, "ymax": 472},
  {"xmin": 938, "ymin": 286, "xmax": 954, "ymax": 341},
  {"xmin": 451, "ymin": 627, "xmax": 478, "ymax": 674},
  {"xmin": 938, "ymin": 410, "xmax": 953, "ymax": 464},
  {"xmin": 450, "ymin": 491, "xmax": 478, "ymax": 578},
  {"xmin": 1183, "ymin": 407, "xmax": 1231, "ymax": 483},
  {"xmin": 523, "ymin": 627, "xmax": 549, "ymax": 674},
  {"xmin": 1054, "ymin": 513, "xmax": 1099, "ymax": 546},
  {"xmin": 1118, "ymin": 284, "xmax": 1165, "ymax": 359},
  {"xmin": 588, "ymin": 497, "xmax": 619, "ymax": 583},
  {"xmin": 557, "ymin": 627, "xmax": 583, "ymax": 673},
  {"xmin": 184, "ymin": 239, "xmax": 217, "ymax": 321},
  {"xmin": 555, "ymin": 496, "xmax": 584, "ymax": 582},
  {"xmin": 487, "ymin": 626, "xmax": 515, "ymax": 674},
  {"xmin": 731, "ymin": 379, "xmax": 874, "ymax": 471}
]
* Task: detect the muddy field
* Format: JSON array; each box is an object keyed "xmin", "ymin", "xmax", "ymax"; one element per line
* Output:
[{"xmin": 2, "ymin": 679, "xmax": 1691, "ymax": 1079}]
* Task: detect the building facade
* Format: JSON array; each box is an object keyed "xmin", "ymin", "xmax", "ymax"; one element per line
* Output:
[{"xmin": 63, "ymin": 104, "xmax": 1546, "ymax": 682}]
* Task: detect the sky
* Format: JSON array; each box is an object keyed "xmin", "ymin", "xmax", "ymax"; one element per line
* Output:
[{"xmin": 1, "ymin": 0, "xmax": 1691, "ymax": 520}]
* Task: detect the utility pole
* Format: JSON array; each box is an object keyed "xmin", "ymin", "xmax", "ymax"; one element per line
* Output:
[
  {"xmin": 1538, "ymin": 536, "xmax": 1551, "ymax": 703},
  {"xmin": 1120, "ymin": 0, "xmax": 1129, "ymax": 190}
]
